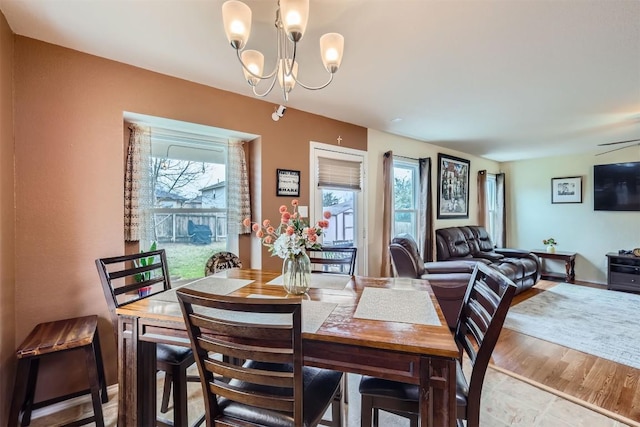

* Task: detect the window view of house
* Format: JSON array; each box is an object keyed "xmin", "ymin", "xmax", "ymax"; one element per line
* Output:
[
  {"xmin": 150, "ymin": 136, "xmax": 229, "ymax": 281},
  {"xmin": 321, "ymin": 189, "xmax": 354, "ymax": 246}
]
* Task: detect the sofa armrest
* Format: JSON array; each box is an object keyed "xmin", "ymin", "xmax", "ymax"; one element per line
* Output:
[
  {"xmin": 495, "ymin": 248, "xmax": 533, "ymax": 258},
  {"xmin": 475, "ymin": 252, "xmax": 505, "ymax": 262},
  {"xmin": 445, "ymin": 256, "xmax": 493, "ymax": 265},
  {"xmin": 423, "ymin": 260, "xmax": 477, "ymax": 274}
]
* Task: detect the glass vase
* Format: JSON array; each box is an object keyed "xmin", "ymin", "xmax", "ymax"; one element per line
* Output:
[{"xmin": 282, "ymin": 252, "xmax": 312, "ymax": 295}]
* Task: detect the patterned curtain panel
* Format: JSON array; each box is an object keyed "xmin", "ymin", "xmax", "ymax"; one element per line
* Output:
[
  {"xmin": 228, "ymin": 140, "xmax": 251, "ymax": 235},
  {"xmin": 124, "ymin": 124, "xmax": 154, "ymax": 243},
  {"xmin": 380, "ymin": 151, "xmax": 393, "ymax": 277},
  {"xmin": 477, "ymin": 170, "xmax": 487, "ymax": 228},
  {"xmin": 418, "ymin": 158, "xmax": 433, "ymax": 262}
]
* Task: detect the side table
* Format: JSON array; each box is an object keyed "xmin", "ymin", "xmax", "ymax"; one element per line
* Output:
[{"xmin": 531, "ymin": 250, "xmax": 577, "ymax": 283}]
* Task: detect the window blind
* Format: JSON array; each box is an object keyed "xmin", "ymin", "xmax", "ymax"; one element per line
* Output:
[{"xmin": 317, "ymin": 156, "xmax": 362, "ymax": 190}]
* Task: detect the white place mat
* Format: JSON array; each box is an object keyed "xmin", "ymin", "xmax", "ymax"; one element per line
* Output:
[
  {"xmin": 190, "ymin": 295, "xmax": 336, "ymax": 334},
  {"xmin": 353, "ymin": 288, "xmax": 441, "ymax": 326},
  {"xmin": 149, "ymin": 276, "xmax": 254, "ymax": 303},
  {"xmin": 267, "ymin": 273, "xmax": 350, "ymax": 290}
]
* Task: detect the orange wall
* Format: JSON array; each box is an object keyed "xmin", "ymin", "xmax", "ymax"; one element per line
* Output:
[
  {"xmin": 0, "ymin": 10, "xmax": 16, "ymax": 426},
  {"xmin": 11, "ymin": 35, "xmax": 366, "ymax": 399}
]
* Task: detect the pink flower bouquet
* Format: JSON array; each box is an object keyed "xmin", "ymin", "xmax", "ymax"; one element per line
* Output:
[{"xmin": 243, "ymin": 200, "xmax": 331, "ymax": 259}]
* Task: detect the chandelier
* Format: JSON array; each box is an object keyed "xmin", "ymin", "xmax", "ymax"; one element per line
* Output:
[{"xmin": 221, "ymin": 0, "xmax": 345, "ymax": 101}]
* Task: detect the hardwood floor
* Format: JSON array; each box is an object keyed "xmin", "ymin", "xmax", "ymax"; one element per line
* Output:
[{"xmin": 491, "ymin": 280, "xmax": 640, "ymax": 426}]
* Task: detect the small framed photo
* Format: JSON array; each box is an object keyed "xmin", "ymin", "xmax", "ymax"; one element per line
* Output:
[
  {"xmin": 277, "ymin": 169, "xmax": 300, "ymax": 197},
  {"xmin": 551, "ymin": 176, "xmax": 582, "ymax": 204}
]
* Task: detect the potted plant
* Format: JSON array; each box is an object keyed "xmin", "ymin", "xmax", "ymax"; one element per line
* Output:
[
  {"xmin": 135, "ymin": 241, "xmax": 157, "ymax": 297},
  {"xmin": 542, "ymin": 238, "xmax": 558, "ymax": 254}
]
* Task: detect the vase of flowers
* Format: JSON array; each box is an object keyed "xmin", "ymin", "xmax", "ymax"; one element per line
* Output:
[
  {"xmin": 543, "ymin": 238, "xmax": 557, "ymax": 254},
  {"xmin": 244, "ymin": 200, "xmax": 330, "ymax": 294}
]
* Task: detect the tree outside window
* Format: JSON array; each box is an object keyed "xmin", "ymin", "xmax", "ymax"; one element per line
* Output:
[{"xmin": 393, "ymin": 160, "xmax": 419, "ymax": 240}]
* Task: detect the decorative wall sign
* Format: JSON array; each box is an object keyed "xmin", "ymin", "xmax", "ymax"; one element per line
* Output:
[
  {"xmin": 437, "ymin": 153, "xmax": 470, "ymax": 219},
  {"xmin": 277, "ymin": 169, "xmax": 300, "ymax": 197},
  {"xmin": 551, "ymin": 176, "xmax": 582, "ymax": 204}
]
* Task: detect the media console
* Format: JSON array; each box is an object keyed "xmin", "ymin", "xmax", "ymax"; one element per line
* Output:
[{"xmin": 606, "ymin": 252, "xmax": 640, "ymax": 292}]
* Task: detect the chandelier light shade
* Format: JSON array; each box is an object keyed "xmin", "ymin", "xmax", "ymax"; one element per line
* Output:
[
  {"xmin": 320, "ymin": 33, "xmax": 344, "ymax": 73},
  {"xmin": 221, "ymin": 0, "xmax": 344, "ymax": 101},
  {"xmin": 280, "ymin": 0, "xmax": 309, "ymax": 41},
  {"xmin": 240, "ymin": 50, "xmax": 264, "ymax": 86},
  {"xmin": 221, "ymin": 0, "xmax": 252, "ymax": 49}
]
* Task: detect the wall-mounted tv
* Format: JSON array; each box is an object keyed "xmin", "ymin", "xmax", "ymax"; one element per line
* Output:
[{"xmin": 593, "ymin": 161, "xmax": 640, "ymax": 211}]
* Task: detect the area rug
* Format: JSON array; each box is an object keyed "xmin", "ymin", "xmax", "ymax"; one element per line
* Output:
[{"xmin": 503, "ymin": 283, "xmax": 640, "ymax": 369}]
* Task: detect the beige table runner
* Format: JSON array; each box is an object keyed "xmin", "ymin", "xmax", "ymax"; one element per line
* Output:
[
  {"xmin": 267, "ymin": 273, "xmax": 350, "ymax": 290},
  {"xmin": 353, "ymin": 288, "xmax": 441, "ymax": 326},
  {"xmin": 149, "ymin": 276, "xmax": 254, "ymax": 303}
]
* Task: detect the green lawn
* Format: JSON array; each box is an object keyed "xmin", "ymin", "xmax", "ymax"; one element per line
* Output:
[{"xmin": 159, "ymin": 242, "xmax": 226, "ymax": 280}]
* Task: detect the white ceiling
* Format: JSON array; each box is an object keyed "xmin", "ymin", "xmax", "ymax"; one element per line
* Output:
[{"xmin": 1, "ymin": 0, "xmax": 639, "ymax": 162}]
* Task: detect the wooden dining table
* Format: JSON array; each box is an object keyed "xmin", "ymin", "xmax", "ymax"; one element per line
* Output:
[{"xmin": 115, "ymin": 269, "xmax": 459, "ymax": 427}]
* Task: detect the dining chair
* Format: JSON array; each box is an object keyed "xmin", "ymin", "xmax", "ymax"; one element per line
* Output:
[
  {"xmin": 307, "ymin": 245, "xmax": 357, "ymax": 404},
  {"xmin": 95, "ymin": 249, "xmax": 198, "ymax": 426},
  {"xmin": 308, "ymin": 246, "xmax": 357, "ymax": 275},
  {"xmin": 203, "ymin": 251, "xmax": 242, "ymax": 276},
  {"xmin": 358, "ymin": 262, "xmax": 517, "ymax": 427},
  {"xmin": 176, "ymin": 287, "xmax": 344, "ymax": 427}
]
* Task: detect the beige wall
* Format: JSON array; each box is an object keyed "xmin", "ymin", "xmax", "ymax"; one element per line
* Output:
[
  {"xmin": 366, "ymin": 129, "xmax": 500, "ymax": 276},
  {"xmin": 11, "ymin": 35, "xmax": 366, "ymax": 400},
  {"xmin": 502, "ymin": 148, "xmax": 640, "ymax": 283},
  {"xmin": 0, "ymin": 10, "xmax": 16, "ymax": 426}
]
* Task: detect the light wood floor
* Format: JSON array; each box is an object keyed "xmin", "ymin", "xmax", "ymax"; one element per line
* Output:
[{"xmin": 491, "ymin": 280, "xmax": 640, "ymax": 425}]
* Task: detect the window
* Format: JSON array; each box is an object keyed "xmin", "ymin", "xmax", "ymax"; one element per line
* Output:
[
  {"xmin": 486, "ymin": 173, "xmax": 498, "ymax": 244},
  {"xmin": 311, "ymin": 142, "xmax": 367, "ymax": 275},
  {"xmin": 393, "ymin": 159, "xmax": 420, "ymax": 240},
  {"xmin": 150, "ymin": 133, "xmax": 230, "ymax": 281}
]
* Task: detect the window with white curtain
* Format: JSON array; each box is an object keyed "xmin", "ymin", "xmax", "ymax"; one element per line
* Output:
[
  {"xmin": 393, "ymin": 159, "xmax": 420, "ymax": 240},
  {"xmin": 486, "ymin": 173, "xmax": 498, "ymax": 244}
]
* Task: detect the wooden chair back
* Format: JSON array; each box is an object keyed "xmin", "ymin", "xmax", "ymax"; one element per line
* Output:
[
  {"xmin": 176, "ymin": 288, "xmax": 304, "ymax": 426},
  {"xmin": 454, "ymin": 262, "xmax": 517, "ymax": 424},
  {"xmin": 308, "ymin": 246, "xmax": 357, "ymax": 275},
  {"xmin": 95, "ymin": 249, "xmax": 172, "ymax": 337},
  {"xmin": 359, "ymin": 262, "xmax": 516, "ymax": 427}
]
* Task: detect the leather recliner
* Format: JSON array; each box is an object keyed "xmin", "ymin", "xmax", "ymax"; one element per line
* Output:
[{"xmin": 435, "ymin": 226, "xmax": 540, "ymax": 293}]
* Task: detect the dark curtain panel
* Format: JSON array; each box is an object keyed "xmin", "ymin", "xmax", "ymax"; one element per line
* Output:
[
  {"xmin": 418, "ymin": 158, "xmax": 433, "ymax": 262},
  {"xmin": 381, "ymin": 151, "xmax": 394, "ymax": 277},
  {"xmin": 477, "ymin": 170, "xmax": 487, "ymax": 228},
  {"xmin": 496, "ymin": 172, "xmax": 506, "ymax": 247}
]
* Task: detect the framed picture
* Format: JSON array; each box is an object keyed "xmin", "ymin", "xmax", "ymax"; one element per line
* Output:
[
  {"xmin": 437, "ymin": 153, "xmax": 470, "ymax": 219},
  {"xmin": 276, "ymin": 169, "xmax": 300, "ymax": 197},
  {"xmin": 551, "ymin": 176, "xmax": 582, "ymax": 204}
]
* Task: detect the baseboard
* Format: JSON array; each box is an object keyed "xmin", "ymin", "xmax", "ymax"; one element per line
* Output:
[{"xmin": 28, "ymin": 384, "xmax": 118, "ymax": 421}]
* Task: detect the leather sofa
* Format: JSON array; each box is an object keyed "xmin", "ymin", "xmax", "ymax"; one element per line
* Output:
[
  {"xmin": 390, "ymin": 229, "xmax": 540, "ymax": 328},
  {"xmin": 435, "ymin": 225, "xmax": 540, "ymax": 292}
]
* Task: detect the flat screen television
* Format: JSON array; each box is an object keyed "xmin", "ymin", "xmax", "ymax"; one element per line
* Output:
[{"xmin": 593, "ymin": 161, "xmax": 640, "ymax": 211}]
